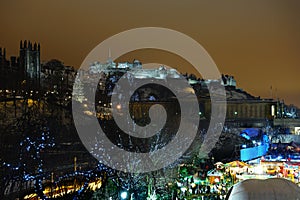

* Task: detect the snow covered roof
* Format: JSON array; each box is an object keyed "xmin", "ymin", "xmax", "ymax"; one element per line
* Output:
[{"xmin": 207, "ymin": 169, "xmax": 223, "ymax": 177}]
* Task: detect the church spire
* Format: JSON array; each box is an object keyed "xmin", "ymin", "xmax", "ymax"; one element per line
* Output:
[{"xmin": 28, "ymin": 41, "xmax": 32, "ymax": 50}]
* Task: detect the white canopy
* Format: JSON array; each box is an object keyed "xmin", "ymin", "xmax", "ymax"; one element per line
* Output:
[{"xmin": 226, "ymin": 178, "xmax": 300, "ymax": 200}]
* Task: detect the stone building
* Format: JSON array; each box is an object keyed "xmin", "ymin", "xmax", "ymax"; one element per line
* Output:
[
  {"xmin": 19, "ymin": 40, "xmax": 41, "ymax": 80},
  {"xmin": 0, "ymin": 40, "xmax": 41, "ymax": 90},
  {"xmin": 200, "ymin": 98, "xmax": 277, "ymax": 128}
]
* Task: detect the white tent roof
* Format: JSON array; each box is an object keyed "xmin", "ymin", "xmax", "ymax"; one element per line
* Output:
[{"xmin": 226, "ymin": 178, "xmax": 300, "ymax": 200}]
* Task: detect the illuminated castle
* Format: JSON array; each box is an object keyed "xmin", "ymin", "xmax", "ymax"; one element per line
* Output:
[{"xmin": 89, "ymin": 59, "xmax": 181, "ymax": 79}]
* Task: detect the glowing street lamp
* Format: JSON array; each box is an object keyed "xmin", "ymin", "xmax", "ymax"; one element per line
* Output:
[
  {"xmin": 116, "ymin": 104, "xmax": 122, "ymax": 110},
  {"xmin": 120, "ymin": 190, "xmax": 128, "ymax": 199}
]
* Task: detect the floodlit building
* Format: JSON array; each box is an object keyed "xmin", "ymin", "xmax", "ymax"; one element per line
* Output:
[{"xmin": 0, "ymin": 40, "xmax": 41, "ymax": 89}]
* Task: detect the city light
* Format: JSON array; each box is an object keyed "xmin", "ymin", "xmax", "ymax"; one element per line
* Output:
[
  {"xmin": 120, "ymin": 191, "xmax": 128, "ymax": 199},
  {"xmin": 1, "ymin": 40, "xmax": 300, "ymax": 199},
  {"xmin": 116, "ymin": 104, "xmax": 122, "ymax": 110}
]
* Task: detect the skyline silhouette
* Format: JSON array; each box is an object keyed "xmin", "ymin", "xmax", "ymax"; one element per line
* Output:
[{"xmin": 1, "ymin": 0, "xmax": 299, "ymax": 106}]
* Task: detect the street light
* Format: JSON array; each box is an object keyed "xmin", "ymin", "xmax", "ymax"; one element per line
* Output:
[
  {"xmin": 234, "ymin": 111, "xmax": 238, "ymax": 126},
  {"xmin": 116, "ymin": 103, "xmax": 122, "ymax": 110},
  {"xmin": 120, "ymin": 190, "xmax": 128, "ymax": 199}
]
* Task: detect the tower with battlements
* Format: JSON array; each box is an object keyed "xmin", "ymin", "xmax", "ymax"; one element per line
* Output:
[{"xmin": 19, "ymin": 40, "xmax": 41, "ymax": 82}]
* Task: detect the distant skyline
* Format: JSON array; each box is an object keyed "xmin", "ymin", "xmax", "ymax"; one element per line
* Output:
[{"xmin": 1, "ymin": 0, "xmax": 299, "ymax": 107}]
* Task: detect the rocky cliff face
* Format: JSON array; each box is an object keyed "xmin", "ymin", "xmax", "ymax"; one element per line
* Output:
[{"xmin": 211, "ymin": 131, "xmax": 250, "ymax": 162}]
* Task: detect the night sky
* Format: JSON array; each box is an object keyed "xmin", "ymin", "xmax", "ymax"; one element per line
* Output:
[{"xmin": 1, "ymin": 0, "xmax": 300, "ymax": 107}]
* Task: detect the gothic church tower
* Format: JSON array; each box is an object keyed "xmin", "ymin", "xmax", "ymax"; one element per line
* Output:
[{"xmin": 19, "ymin": 40, "xmax": 41, "ymax": 81}]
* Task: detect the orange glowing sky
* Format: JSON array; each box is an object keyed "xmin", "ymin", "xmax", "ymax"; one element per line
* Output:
[{"xmin": 0, "ymin": 0, "xmax": 300, "ymax": 106}]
